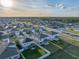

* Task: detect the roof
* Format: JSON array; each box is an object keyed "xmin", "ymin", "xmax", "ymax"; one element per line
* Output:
[
  {"xmin": 40, "ymin": 34, "xmax": 48, "ymax": 38},
  {"xmin": 0, "ymin": 44, "xmax": 18, "ymax": 59},
  {"xmin": 0, "ymin": 32, "xmax": 4, "ymax": 35},
  {"xmin": 24, "ymin": 38, "xmax": 33, "ymax": 42}
]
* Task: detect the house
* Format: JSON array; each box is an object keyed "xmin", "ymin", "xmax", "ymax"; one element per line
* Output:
[
  {"xmin": 0, "ymin": 32, "xmax": 19, "ymax": 59},
  {"xmin": 0, "ymin": 43, "xmax": 20, "ymax": 59},
  {"xmin": 0, "ymin": 31, "xmax": 10, "ymax": 44},
  {"xmin": 21, "ymin": 38, "xmax": 33, "ymax": 50},
  {"xmin": 48, "ymin": 31, "xmax": 59, "ymax": 40},
  {"xmin": 35, "ymin": 33, "xmax": 50, "ymax": 45},
  {"xmin": 11, "ymin": 29, "xmax": 21, "ymax": 37},
  {"xmin": 0, "ymin": 26, "xmax": 4, "ymax": 31}
]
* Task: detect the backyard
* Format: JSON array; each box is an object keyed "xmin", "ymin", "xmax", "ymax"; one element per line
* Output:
[
  {"xmin": 22, "ymin": 47, "xmax": 46, "ymax": 59},
  {"xmin": 43, "ymin": 39, "xmax": 79, "ymax": 59}
]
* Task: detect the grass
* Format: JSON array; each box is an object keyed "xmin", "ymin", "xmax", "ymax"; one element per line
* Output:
[
  {"xmin": 65, "ymin": 28, "xmax": 79, "ymax": 35},
  {"xmin": 60, "ymin": 33, "xmax": 79, "ymax": 46},
  {"xmin": 51, "ymin": 40, "xmax": 70, "ymax": 48},
  {"xmin": 53, "ymin": 33, "xmax": 79, "ymax": 59},
  {"xmin": 66, "ymin": 46, "xmax": 79, "ymax": 58},
  {"xmin": 42, "ymin": 42, "xmax": 60, "ymax": 53},
  {"xmin": 42, "ymin": 38, "xmax": 79, "ymax": 59},
  {"xmin": 45, "ymin": 50, "xmax": 76, "ymax": 59},
  {"xmin": 22, "ymin": 47, "xmax": 45, "ymax": 59},
  {"xmin": 43, "ymin": 40, "xmax": 70, "ymax": 52}
]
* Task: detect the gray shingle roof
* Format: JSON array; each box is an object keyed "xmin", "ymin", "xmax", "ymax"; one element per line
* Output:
[{"xmin": 0, "ymin": 44, "xmax": 18, "ymax": 59}]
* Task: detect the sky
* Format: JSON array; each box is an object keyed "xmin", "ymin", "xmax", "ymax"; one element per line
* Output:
[{"xmin": 0, "ymin": 0, "xmax": 79, "ymax": 17}]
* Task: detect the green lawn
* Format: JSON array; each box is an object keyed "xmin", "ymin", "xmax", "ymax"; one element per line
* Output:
[
  {"xmin": 60, "ymin": 33, "xmax": 79, "ymax": 46},
  {"xmin": 43, "ymin": 39, "xmax": 79, "ymax": 59},
  {"xmin": 42, "ymin": 42, "xmax": 60, "ymax": 53},
  {"xmin": 22, "ymin": 47, "xmax": 45, "ymax": 59},
  {"xmin": 51, "ymin": 40, "xmax": 70, "ymax": 48},
  {"xmin": 65, "ymin": 29, "xmax": 79, "ymax": 35},
  {"xmin": 66, "ymin": 46, "xmax": 79, "ymax": 58},
  {"xmin": 45, "ymin": 50, "xmax": 76, "ymax": 59},
  {"xmin": 42, "ymin": 40, "xmax": 70, "ymax": 53}
]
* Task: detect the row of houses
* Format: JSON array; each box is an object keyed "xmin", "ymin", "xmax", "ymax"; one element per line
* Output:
[{"xmin": 0, "ymin": 20, "xmax": 60, "ymax": 59}]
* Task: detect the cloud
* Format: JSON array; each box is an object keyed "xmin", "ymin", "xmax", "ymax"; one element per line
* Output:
[
  {"xmin": 56, "ymin": 3, "xmax": 65, "ymax": 9},
  {"xmin": 47, "ymin": 3, "xmax": 54, "ymax": 8},
  {"xmin": 14, "ymin": 0, "xmax": 48, "ymax": 9},
  {"xmin": 46, "ymin": 2, "xmax": 66, "ymax": 9},
  {"xmin": 0, "ymin": 0, "xmax": 79, "ymax": 17}
]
